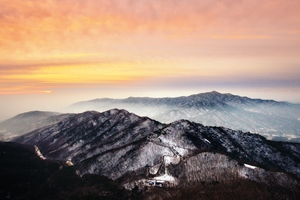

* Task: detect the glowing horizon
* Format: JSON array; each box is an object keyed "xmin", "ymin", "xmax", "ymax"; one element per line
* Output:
[{"xmin": 1, "ymin": 0, "xmax": 300, "ymax": 120}]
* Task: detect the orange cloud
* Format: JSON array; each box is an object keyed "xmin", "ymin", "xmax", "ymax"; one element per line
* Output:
[
  {"xmin": 1, "ymin": 0, "xmax": 300, "ymax": 94},
  {"xmin": 1, "ymin": 0, "xmax": 299, "ymax": 58},
  {"xmin": 0, "ymin": 57, "xmax": 195, "ymax": 94}
]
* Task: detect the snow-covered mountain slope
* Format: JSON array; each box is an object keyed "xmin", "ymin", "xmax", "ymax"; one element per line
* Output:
[
  {"xmin": 65, "ymin": 91, "xmax": 300, "ymax": 141},
  {"xmin": 13, "ymin": 109, "xmax": 300, "ymax": 189},
  {"xmin": 2, "ymin": 142, "xmax": 298, "ymax": 200},
  {"xmin": 0, "ymin": 111, "xmax": 74, "ymax": 141}
]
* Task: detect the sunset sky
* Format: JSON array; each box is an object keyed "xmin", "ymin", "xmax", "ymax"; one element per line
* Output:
[{"xmin": 1, "ymin": 0, "xmax": 300, "ymax": 120}]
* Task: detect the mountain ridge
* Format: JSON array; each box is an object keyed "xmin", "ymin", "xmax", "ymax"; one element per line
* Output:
[
  {"xmin": 2, "ymin": 141, "xmax": 299, "ymax": 200},
  {"xmin": 12, "ymin": 108, "xmax": 300, "ymax": 191},
  {"xmin": 0, "ymin": 111, "xmax": 74, "ymax": 141},
  {"xmin": 65, "ymin": 91, "xmax": 300, "ymax": 140},
  {"xmin": 69, "ymin": 91, "xmax": 292, "ymax": 107}
]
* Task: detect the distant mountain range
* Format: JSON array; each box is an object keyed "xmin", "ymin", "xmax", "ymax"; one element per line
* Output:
[
  {"xmin": 65, "ymin": 91, "xmax": 300, "ymax": 141},
  {"xmin": 0, "ymin": 111, "xmax": 73, "ymax": 141}
]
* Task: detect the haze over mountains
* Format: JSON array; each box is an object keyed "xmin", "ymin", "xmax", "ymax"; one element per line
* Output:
[
  {"xmin": 66, "ymin": 91, "xmax": 300, "ymax": 141},
  {"xmin": 0, "ymin": 111, "xmax": 73, "ymax": 141},
  {"xmin": 1, "ymin": 91, "xmax": 300, "ymax": 198}
]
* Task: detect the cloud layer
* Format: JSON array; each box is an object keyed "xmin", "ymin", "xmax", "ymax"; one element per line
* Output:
[{"xmin": 0, "ymin": 0, "xmax": 300, "ymax": 96}]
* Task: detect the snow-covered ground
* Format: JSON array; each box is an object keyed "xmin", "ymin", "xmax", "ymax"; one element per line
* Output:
[
  {"xmin": 34, "ymin": 146, "xmax": 46, "ymax": 160},
  {"xmin": 149, "ymin": 164, "xmax": 161, "ymax": 175},
  {"xmin": 154, "ymin": 174, "xmax": 176, "ymax": 182},
  {"xmin": 66, "ymin": 160, "xmax": 74, "ymax": 166},
  {"xmin": 204, "ymin": 138, "xmax": 211, "ymax": 144},
  {"xmin": 164, "ymin": 155, "xmax": 180, "ymax": 166},
  {"xmin": 244, "ymin": 164, "xmax": 257, "ymax": 169}
]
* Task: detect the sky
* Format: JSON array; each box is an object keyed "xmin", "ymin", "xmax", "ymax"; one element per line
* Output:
[{"xmin": 1, "ymin": 0, "xmax": 300, "ymax": 121}]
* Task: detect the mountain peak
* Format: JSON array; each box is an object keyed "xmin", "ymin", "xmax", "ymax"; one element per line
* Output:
[
  {"xmin": 208, "ymin": 90, "xmax": 222, "ymax": 95},
  {"xmin": 11, "ymin": 111, "xmax": 59, "ymax": 119},
  {"xmin": 64, "ymin": 92, "xmax": 300, "ymax": 141}
]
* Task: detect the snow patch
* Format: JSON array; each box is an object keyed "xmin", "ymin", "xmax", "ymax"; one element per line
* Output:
[
  {"xmin": 66, "ymin": 160, "xmax": 74, "ymax": 166},
  {"xmin": 34, "ymin": 146, "xmax": 46, "ymax": 160},
  {"xmin": 50, "ymin": 138, "xmax": 58, "ymax": 144},
  {"xmin": 149, "ymin": 164, "xmax": 161, "ymax": 175},
  {"xmin": 159, "ymin": 137, "xmax": 177, "ymax": 148},
  {"xmin": 298, "ymin": 118, "xmax": 300, "ymax": 121},
  {"xmin": 173, "ymin": 146, "xmax": 188, "ymax": 156},
  {"xmin": 204, "ymin": 138, "xmax": 211, "ymax": 144},
  {"xmin": 110, "ymin": 109, "xmax": 119, "ymax": 115},
  {"xmin": 244, "ymin": 164, "xmax": 257, "ymax": 169},
  {"xmin": 164, "ymin": 155, "xmax": 180, "ymax": 166},
  {"xmin": 244, "ymin": 108, "xmax": 260, "ymax": 113},
  {"xmin": 154, "ymin": 174, "xmax": 176, "ymax": 182},
  {"xmin": 238, "ymin": 168, "xmax": 248, "ymax": 178}
]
